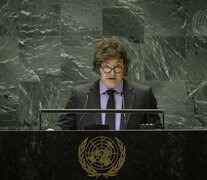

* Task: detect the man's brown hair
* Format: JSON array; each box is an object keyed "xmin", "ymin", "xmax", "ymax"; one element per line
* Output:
[{"xmin": 93, "ymin": 38, "xmax": 130, "ymax": 76}]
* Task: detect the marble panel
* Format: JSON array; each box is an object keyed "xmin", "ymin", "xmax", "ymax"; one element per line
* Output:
[
  {"xmin": 103, "ymin": 7, "xmax": 144, "ymax": 42},
  {"xmin": 40, "ymin": 80, "xmax": 75, "ymax": 130},
  {"xmin": 131, "ymin": 80, "xmax": 187, "ymax": 129},
  {"xmin": 186, "ymin": 37, "xmax": 207, "ymax": 81},
  {"xmin": 0, "ymin": 0, "xmax": 20, "ymax": 36},
  {"xmin": 61, "ymin": 0, "xmax": 102, "ymax": 45},
  {"xmin": 0, "ymin": 0, "xmax": 207, "ymax": 130},
  {"xmin": 186, "ymin": 0, "xmax": 207, "ymax": 36},
  {"xmin": 0, "ymin": 37, "xmax": 19, "ymax": 81},
  {"xmin": 19, "ymin": 36, "xmax": 61, "ymax": 81},
  {"xmin": 0, "ymin": 82, "xmax": 19, "ymax": 130},
  {"xmin": 103, "ymin": 0, "xmax": 144, "ymax": 42},
  {"xmin": 19, "ymin": 0, "xmax": 60, "ymax": 36},
  {"xmin": 0, "ymin": 37, "xmax": 36, "ymax": 82},
  {"xmin": 186, "ymin": 81, "xmax": 207, "ymax": 129},
  {"xmin": 18, "ymin": 81, "xmax": 42, "ymax": 130},
  {"xmin": 144, "ymin": 0, "xmax": 186, "ymax": 36},
  {"xmin": 0, "ymin": 37, "xmax": 19, "ymax": 130},
  {"xmin": 143, "ymin": 36, "xmax": 186, "ymax": 81},
  {"xmin": 60, "ymin": 37, "xmax": 99, "ymax": 82},
  {"xmin": 120, "ymin": 36, "xmax": 186, "ymax": 81},
  {"xmin": 18, "ymin": 75, "xmax": 67, "ymax": 130}
]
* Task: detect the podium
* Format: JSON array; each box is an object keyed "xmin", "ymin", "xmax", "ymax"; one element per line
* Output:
[
  {"xmin": 39, "ymin": 108, "xmax": 165, "ymax": 130},
  {"xmin": 0, "ymin": 130, "xmax": 207, "ymax": 179}
]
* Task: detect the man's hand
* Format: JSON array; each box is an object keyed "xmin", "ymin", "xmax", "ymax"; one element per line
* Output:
[{"xmin": 46, "ymin": 128, "xmax": 55, "ymax": 131}]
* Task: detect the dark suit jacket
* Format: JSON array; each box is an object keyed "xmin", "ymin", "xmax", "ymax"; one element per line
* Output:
[{"xmin": 56, "ymin": 79, "xmax": 161, "ymax": 130}]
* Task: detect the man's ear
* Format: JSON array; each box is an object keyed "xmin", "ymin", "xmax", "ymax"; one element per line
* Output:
[{"xmin": 97, "ymin": 67, "xmax": 101, "ymax": 76}]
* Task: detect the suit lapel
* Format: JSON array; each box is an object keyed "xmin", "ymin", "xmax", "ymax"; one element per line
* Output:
[
  {"xmin": 122, "ymin": 79, "xmax": 135, "ymax": 129},
  {"xmin": 88, "ymin": 80, "xmax": 102, "ymax": 124},
  {"xmin": 87, "ymin": 79, "xmax": 135, "ymax": 129}
]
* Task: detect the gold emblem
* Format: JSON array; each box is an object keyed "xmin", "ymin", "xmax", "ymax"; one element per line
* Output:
[{"xmin": 78, "ymin": 136, "xmax": 126, "ymax": 178}]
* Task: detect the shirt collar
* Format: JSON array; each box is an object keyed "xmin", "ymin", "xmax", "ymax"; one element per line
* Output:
[{"xmin": 99, "ymin": 80, "xmax": 123, "ymax": 94}]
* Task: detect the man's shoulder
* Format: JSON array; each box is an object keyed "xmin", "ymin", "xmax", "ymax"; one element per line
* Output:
[
  {"xmin": 125, "ymin": 80, "xmax": 151, "ymax": 92},
  {"xmin": 73, "ymin": 82, "xmax": 94, "ymax": 92}
]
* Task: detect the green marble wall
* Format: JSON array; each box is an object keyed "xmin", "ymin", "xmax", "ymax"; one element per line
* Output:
[{"xmin": 0, "ymin": 0, "xmax": 207, "ymax": 130}]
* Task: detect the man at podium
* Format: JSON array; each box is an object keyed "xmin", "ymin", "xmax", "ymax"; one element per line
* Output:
[{"xmin": 55, "ymin": 38, "xmax": 161, "ymax": 130}]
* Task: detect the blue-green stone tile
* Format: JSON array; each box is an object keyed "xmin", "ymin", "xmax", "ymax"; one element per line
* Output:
[
  {"xmin": 136, "ymin": 80, "xmax": 187, "ymax": 129},
  {"xmin": 186, "ymin": 37, "xmax": 207, "ymax": 81},
  {"xmin": 143, "ymin": 36, "xmax": 186, "ymax": 81},
  {"xmin": 186, "ymin": 81, "xmax": 207, "ymax": 129},
  {"xmin": 103, "ymin": 6, "xmax": 144, "ymax": 42},
  {"xmin": 0, "ymin": 0, "xmax": 207, "ymax": 131},
  {"xmin": 0, "ymin": 0, "xmax": 20, "ymax": 36},
  {"xmin": 18, "ymin": 81, "xmax": 42, "ymax": 130},
  {"xmin": 186, "ymin": 0, "xmax": 207, "ymax": 36},
  {"xmin": 19, "ymin": 0, "xmax": 60, "ymax": 36},
  {"xmin": 0, "ymin": 82, "xmax": 19, "ymax": 130},
  {"xmin": 0, "ymin": 37, "xmax": 19, "ymax": 81},
  {"xmin": 19, "ymin": 36, "xmax": 61, "ymax": 81},
  {"xmin": 144, "ymin": 0, "xmax": 186, "ymax": 36},
  {"xmin": 61, "ymin": 0, "xmax": 102, "ymax": 43},
  {"xmin": 60, "ymin": 38, "xmax": 99, "ymax": 82}
]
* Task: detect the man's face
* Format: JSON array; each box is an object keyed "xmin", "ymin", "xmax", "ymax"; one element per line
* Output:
[{"xmin": 99, "ymin": 57, "xmax": 124, "ymax": 89}]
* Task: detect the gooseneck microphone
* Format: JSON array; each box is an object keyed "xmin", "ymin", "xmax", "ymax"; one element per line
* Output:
[
  {"xmin": 78, "ymin": 94, "xmax": 89, "ymax": 129},
  {"xmin": 121, "ymin": 92, "xmax": 127, "ymax": 126}
]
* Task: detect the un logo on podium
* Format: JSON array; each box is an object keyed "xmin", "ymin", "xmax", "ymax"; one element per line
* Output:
[{"xmin": 78, "ymin": 136, "xmax": 126, "ymax": 178}]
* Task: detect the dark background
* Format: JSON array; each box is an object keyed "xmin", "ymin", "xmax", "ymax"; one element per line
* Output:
[{"xmin": 0, "ymin": 0, "xmax": 207, "ymax": 130}]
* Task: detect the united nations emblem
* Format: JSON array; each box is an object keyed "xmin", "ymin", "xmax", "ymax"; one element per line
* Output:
[{"xmin": 78, "ymin": 136, "xmax": 126, "ymax": 178}]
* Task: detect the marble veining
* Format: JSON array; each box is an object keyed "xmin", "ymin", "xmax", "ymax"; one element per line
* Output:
[{"xmin": 0, "ymin": 0, "xmax": 207, "ymax": 129}]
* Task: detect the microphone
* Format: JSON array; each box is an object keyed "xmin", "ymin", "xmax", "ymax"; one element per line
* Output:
[
  {"xmin": 79, "ymin": 93, "xmax": 109, "ymax": 130},
  {"xmin": 121, "ymin": 91, "xmax": 127, "ymax": 125},
  {"xmin": 121, "ymin": 91, "xmax": 163, "ymax": 129},
  {"xmin": 78, "ymin": 93, "xmax": 89, "ymax": 129}
]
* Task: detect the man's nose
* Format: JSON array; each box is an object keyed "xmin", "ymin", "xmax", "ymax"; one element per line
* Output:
[{"xmin": 109, "ymin": 69, "xmax": 115, "ymax": 75}]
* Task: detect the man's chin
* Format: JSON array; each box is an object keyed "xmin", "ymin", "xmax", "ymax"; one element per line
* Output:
[{"xmin": 105, "ymin": 82, "xmax": 118, "ymax": 89}]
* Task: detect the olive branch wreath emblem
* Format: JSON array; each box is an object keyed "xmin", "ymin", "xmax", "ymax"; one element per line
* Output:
[{"xmin": 78, "ymin": 137, "xmax": 126, "ymax": 179}]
